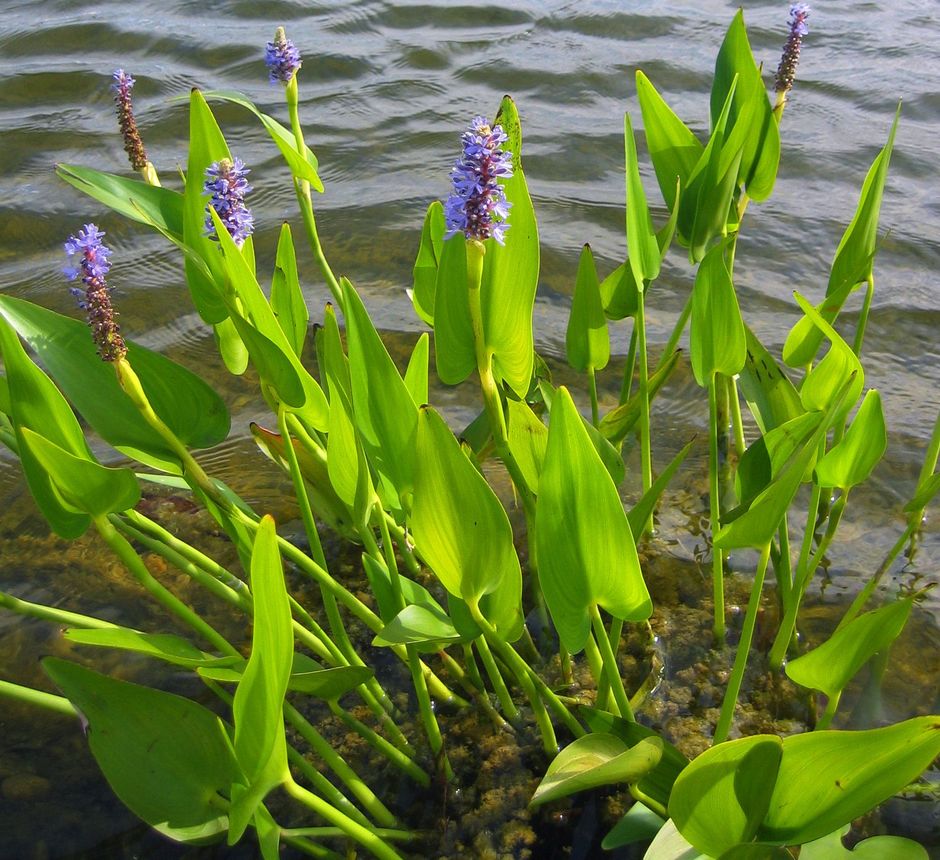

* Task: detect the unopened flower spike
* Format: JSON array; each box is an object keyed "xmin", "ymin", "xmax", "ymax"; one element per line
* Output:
[
  {"xmin": 775, "ymin": 3, "xmax": 810, "ymax": 97},
  {"xmin": 203, "ymin": 157, "xmax": 254, "ymax": 247},
  {"xmin": 265, "ymin": 27, "xmax": 302, "ymax": 84},
  {"xmin": 444, "ymin": 115, "xmax": 513, "ymax": 245},
  {"xmin": 111, "ymin": 70, "xmax": 160, "ymax": 185},
  {"xmin": 64, "ymin": 224, "xmax": 127, "ymax": 362}
]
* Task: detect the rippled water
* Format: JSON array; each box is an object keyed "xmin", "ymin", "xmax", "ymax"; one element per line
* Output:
[{"xmin": 1, "ymin": 0, "xmax": 940, "ymax": 855}]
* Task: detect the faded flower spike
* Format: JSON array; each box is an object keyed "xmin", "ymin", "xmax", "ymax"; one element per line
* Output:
[
  {"xmin": 444, "ymin": 115, "xmax": 513, "ymax": 245},
  {"xmin": 775, "ymin": 3, "xmax": 810, "ymax": 95},
  {"xmin": 111, "ymin": 69, "xmax": 148, "ymax": 172},
  {"xmin": 64, "ymin": 224, "xmax": 127, "ymax": 362},
  {"xmin": 203, "ymin": 157, "xmax": 254, "ymax": 247},
  {"xmin": 265, "ymin": 27, "xmax": 302, "ymax": 84}
]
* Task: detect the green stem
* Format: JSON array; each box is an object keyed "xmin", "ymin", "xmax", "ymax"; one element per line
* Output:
[
  {"xmin": 329, "ymin": 700, "xmax": 429, "ymax": 786},
  {"xmin": 285, "ymin": 74, "xmax": 342, "ymax": 306},
  {"xmin": 283, "ymin": 778, "xmax": 404, "ymax": 860},
  {"xmin": 708, "ymin": 375, "xmax": 725, "ymax": 643},
  {"xmin": 851, "ymin": 274, "xmax": 875, "ymax": 358},
  {"xmin": 588, "ymin": 366, "xmax": 600, "ymax": 427},
  {"xmin": 590, "ymin": 605, "xmax": 634, "ymax": 721},
  {"xmin": 475, "ymin": 635, "xmax": 520, "ymax": 721},
  {"xmin": 774, "ymin": 516, "xmax": 793, "ymax": 613},
  {"xmin": 728, "ymin": 374, "xmax": 746, "ymax": 462},
  {"xmin": 284, "ymin": 701, "xmax": 398, "ymax": 827},
  {"xmin": 714, "ymin": 542, "xmax": 771, "ymax": 744},
  {"xmin": 0, "ymin": 679, "xmax": 76, "ymax": 718},
  {"xmin": 629, "ymin": 783, "xmax": 668, "ymax": 820},
  {"xmin": 619, "ymin": 322, "xmax": 638, "ymax": 406},
  {"xmin": 468, "ymin": 601, "xmax": 559, "ymax": 754},
  {"xmin": 284, "ymin": 745, "xmax": 371, "ymax": 830},
  {"xmin": 0, "ymin": 589, "xmax": 117, "ymax": 630},
  {"xmin": 816, "ymin": 691, "xmax": 842, "ymax": 731},
  {"xmin": 93, "ymin": 515, "xmax": 239, "ymax": 658},
  {"xmin": 654, "ymin": 290, "xmax": 692, "ymax": 376},
  {"xmin": 635, "ymin": 288, "xmax": 653, "ymax": 535}
]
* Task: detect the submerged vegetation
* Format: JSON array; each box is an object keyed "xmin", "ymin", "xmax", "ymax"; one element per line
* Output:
[{"xmin": 1, "ymin": 4, "xmax": 938, "ymax": 857}]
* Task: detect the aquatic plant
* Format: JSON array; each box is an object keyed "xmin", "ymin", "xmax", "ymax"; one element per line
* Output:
[{"xmin": 1, "ymin": 8, "xmax": 938, "ymax": 860}]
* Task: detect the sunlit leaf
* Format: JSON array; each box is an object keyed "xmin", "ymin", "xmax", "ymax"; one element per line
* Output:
[
  {"xmin": 625, "ymin": 113, "xmax": 661, "ymax": 289},
  {"xmin": 228, "ymin": 516, "xmax": 293, "ymax": 842},
  {"xmin": 535, "ymin": 387, "xmax": 651, "ymax": 653},
  {"xmin": 737, "ymin": 325, "xmax": 804, "ymax": 434},
  {"xmin": 404, "ymin": 332, "xmax": 430, "ymax": 406},
  {"xmin": 271, "ymin": 223, "xmax": 308, "ymax": 357},
  {"xmin": 372, "ymin": 603, "xmax": 463, "ymax": 651},
  {"xmin": 43, "ymin": 658, "xmax": 237, "ymax": 843},
  {"xmin": 785, "ymin": 597, "xmax": 914, "ymax": 699},
  {"xmin": 814, "ymin": 389, "xmax": 886, "ymax": 489},
  {"xmin": 64, "ymin": 628, "xmax": 238, "ymax": 669},
  {"xmin": 530, "ymin": 734, "xmax": 662, "ymax": 808},
  {"xmin": 566, "ymin": 244, "xmax": 610, "ymax": 372},
  {"xmin": 800, "ymin": 825, "xmax": 928, "ymax": 860},
  {"xmin": 411, "ymin": 201, "xmax": 445, "ymax": 325}
]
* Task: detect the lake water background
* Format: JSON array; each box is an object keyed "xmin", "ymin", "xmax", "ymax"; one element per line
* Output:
[{"xmin": 1, "ymin": 0, "xmax": 939, "ymax": 856}]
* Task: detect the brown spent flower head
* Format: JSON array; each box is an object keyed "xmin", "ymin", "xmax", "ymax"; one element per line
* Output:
[{"xmin": 112, "ymin": 69, "xmax": 148, "ymax": 171}]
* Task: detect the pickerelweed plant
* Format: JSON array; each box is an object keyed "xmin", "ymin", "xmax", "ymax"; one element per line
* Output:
[{"xmin": 1, "ymin": 7, "xmax": 938, "ymax": 858}]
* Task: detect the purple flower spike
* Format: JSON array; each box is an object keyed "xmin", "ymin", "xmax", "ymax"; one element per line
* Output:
[
  {"xmin": 265, "ymin": 26, "xmax": 302, "ymax": 84},
  {"xmin": 203, "ymin": 157, "xmax": 254, "ymax": 247},
  {"xmin": 112, "ymin": 69, "xmax": 148, "ymax": 171},
  {"xmin": 444, "ymin": 115, "xmax": 513, "ymax": 245},
  {"xmin": 64, "ymin": 224, "xmax": 127, "ymax": 362},
  {"xmin": 775, "ymin": 4, "xmax": 810, "ymax": 95}
]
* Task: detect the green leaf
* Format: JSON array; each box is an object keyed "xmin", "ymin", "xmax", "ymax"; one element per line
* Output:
[
  {"xmin": 19, "ymin": 428, "xmax": 140, "ymax": 517},
  {"xmin": 228, "ymin": 516, "xmax": 293, "ymax": 842},
  {"xmin": 625, "ymin": 113, "xmax": 662, "ymax": 289},
  {"xmin": 785, "ymin": 597, "xmax": 914, "ymax": 699},
  {"xmin": 580, "ymin": 706, "xmax": 690, "ymax": 810},
  {"xmin": 56, "ymin": 164, "xmax": 184, "ymax": 237},
  {"xmin": 628, "ymin": 440, "xmax": 694, "ymax": 540},
  {"xmin": 411, "ymin": 201, "xmax": 445, "ymax": 325},
  {"xmin": 0, "ymin": 373, "xmax": 10, "ymax": 415},
  {"xmin": 669, "ymin": 734, "xmax": 783, "ymax": 857},
  {"xmin": 433, "ymin": 233, "xmax": 476, "ymax": 386},
  {"xmin": 0, "ymin": 316, "xmax": 92, "ymax": 537},
  {"xmin": 794, "ymin": 293, "xmax": 864, "ymax": 419},
  {"xmin": 483, "ymin": 96, "xmax": 540, "ymax": 397},
  {"xmin": 814, "ymin": 389, "xmax": 886, "ymax": 489},
  {"xmin": 644, "ymin": 819, "xmax": 708, "ymax": 860},
  {"xmin": 404, "ymin": 332, "xmax": 430, "ymax": 406},
  {"xmin": 372, "ymin": 604, "xmax": 463, "ymax": 651},
  {"xmin": 566, "ymin": 244, "xmax": 610, "ymax": 372},
  {"xmin": 63, "ymin": 628, "xmax": 237, "ymax": 669},
  {"xmin": 271, "ymin": 223, "xmax": 308, "ymax": 357},
  {"xmin": 828, "ymin": 107, "xmax": 900, "ymax": 298},
  {"xmin": 636, "ymin": 71, "xmax": 704, "ymax": 214},
  {"xmin": 43, "ymin": 658, "xmax": 237, "ymax": 843},
  {"xmin": 535, "ymin": 387, "xmax": 651, "ymax": 653},
  {"xmin": 689, "ymin": 239, "xmax": 746, "ymax": 386},
  {"xmin": 684, "ymin": 81, "xmax": 743, "ymax": 262},
  {"xmin": 0, "ymin": 295, "xmax": 229, "ymax": 472},
  {"xmin": 904, "ymin": 468, "xmax": 940, "ymax": 515},
  {"xmin": 600, "ymin": 260, "xmax": 640, "ymax": 320},
  {"xmin": 410, "ymin": 406, "xmax": 521, "ymax": 610},
  {"xmin": 506, "ymin": 398, "xmax": 548, "ymax": 494},
  {"xmin": 361, "ymin": 553, "xmax": 446, "ymax": 625},
  {"xmin": 710, "ymin": 10, "xmax": 780, "ymax": 202},
  {"xmin": 209, "ymin": 207, "xmax": 328, "ymax": 429},
  {"xmin": 758, "ymin": 717, "xmax": 940, "ymax": 846},
  {"xmin": 800, "ymin": 825, "xmax": 928, "ymax": 860},
  {"xmin": 343, "ymin": 278, "xmax": 418, "ymax": 512},
  {"xmin": 530, "ymin": 734, "xmax": 663, "ymax": 808},
  {"xmin": 202, "ymin": 90, "xmax": 323, "ymax": 192},
  {"xmin": 737, "ymin": 325, "xmax": 804, "ymax": 434},
  {"xmin": 602, "ymin": 803, "xmax": 665, "ymax": 851},
  {"xmin": 286, "ymin": 665, "xmax": 374, "ymax": 700}
]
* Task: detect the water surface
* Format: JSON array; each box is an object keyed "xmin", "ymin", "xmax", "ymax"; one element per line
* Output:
[{"xmin": 1, "ymin": 0, "xmax": 939, "ymax": 855}]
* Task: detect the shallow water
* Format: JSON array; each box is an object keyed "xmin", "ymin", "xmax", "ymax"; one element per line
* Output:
[{"xmin": 1, "ymin": 0, "xmax": 940, "ymax": 856}]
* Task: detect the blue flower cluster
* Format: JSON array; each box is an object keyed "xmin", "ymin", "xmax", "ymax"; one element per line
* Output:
[
  {"xmin": 203, "ymin": 158, "xmax": 254, "ymax": 247},
  {"xmin": 265, "ymin": 28, "xmax": 302, "ymax": 84},
  {"xmin": 64, "ymin": 224, "xmax": 126, "ymax": 362},
  {"xmin": 444, "ymin": 116, "xmax": 513, "ymax": 245},
  {"xmin": 775, "ymin": 3, "xmax": 810, "ymax": 94}
]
